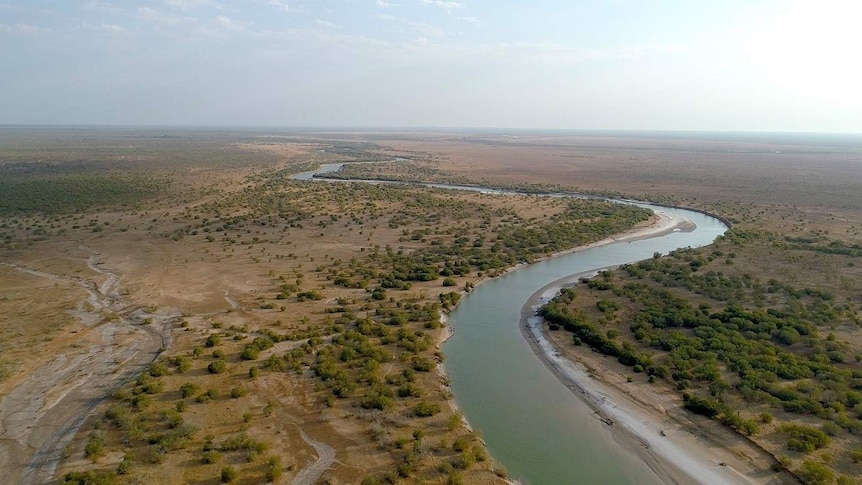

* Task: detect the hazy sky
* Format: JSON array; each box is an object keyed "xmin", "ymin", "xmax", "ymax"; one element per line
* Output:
[{"xmin": 2, "ymin": 0, "xmax": 861, "ymax": 132}]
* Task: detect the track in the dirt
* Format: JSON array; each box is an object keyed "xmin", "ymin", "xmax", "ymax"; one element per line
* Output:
[{"xmin": 0, "ymin": 249, "xmax": 175, "ymax": 484}]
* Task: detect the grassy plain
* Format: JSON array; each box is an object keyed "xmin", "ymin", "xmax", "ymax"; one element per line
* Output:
[{"xmin": 2, "ymin": 128, "xmax": 861, "ymax": 485}]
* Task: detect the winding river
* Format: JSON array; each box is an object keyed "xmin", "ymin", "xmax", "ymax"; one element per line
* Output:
[
  {"xmin": 444, "ymin": 207, "xmax": 726, "ymax": 485},
  {"xmin": 294, "ymin": 164, "xmax": 729, "ymax": 485}
]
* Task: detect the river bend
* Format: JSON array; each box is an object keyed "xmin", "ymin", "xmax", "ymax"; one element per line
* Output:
[{"xmin": 295, "ymin": 163, "xmax": 729, "ymax": 484}]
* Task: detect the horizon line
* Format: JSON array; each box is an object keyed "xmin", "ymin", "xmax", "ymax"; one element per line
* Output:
[{"xmin": 2, "ymin": 123, "xmax": 862, "ymax": 137}]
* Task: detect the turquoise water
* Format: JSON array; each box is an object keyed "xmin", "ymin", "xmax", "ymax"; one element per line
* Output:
[{"xmin": 444, "ymin": 206, "xmax": 727, "ymax": 485}]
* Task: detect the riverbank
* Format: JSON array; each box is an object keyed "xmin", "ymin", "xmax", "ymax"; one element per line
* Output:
[
  {"xmin": 433, "ymin": 210, "xmax": 677, "ymax": 424},
  {"xmin": 469, "ymin": 207, "xmax": 690, "ymax": 290},
  {"xmin": 432, "ymin": 209, "xmax": 689, "ymax": 484},
  {"xmin": 520, "ymin": 237, "xmax": 788, "ymax": 484},
  {"xmin": 304, "ymin": 160, "xmax": 751, "ymax": 483}
]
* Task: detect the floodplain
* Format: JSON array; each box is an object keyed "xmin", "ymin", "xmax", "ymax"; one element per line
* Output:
[{"xmin": 1, "ymin": 127, "xmax": 861, "ymax": 485}]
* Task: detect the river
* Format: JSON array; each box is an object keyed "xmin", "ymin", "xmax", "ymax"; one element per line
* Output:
[
  {"xmin": 294, "ymin": 164, "xmax": 729, "ymax": 484},
  {"xmin": 444, "ymin": 206, "xmax": 726, "ymax": 485}
]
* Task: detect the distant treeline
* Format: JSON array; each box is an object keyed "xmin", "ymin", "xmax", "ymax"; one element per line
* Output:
[{"xmin": 0, "ymin": 173, "xmax": 166, "ymax": 215}]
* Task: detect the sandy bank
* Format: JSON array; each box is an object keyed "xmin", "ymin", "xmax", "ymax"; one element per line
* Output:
[
  {"xmin": 435, "ymin": 312, "xmax": 472, "ymax": 433},
  {"xmin": 518, "ymin": 212, "xmax": 787, "ymax": 485}
]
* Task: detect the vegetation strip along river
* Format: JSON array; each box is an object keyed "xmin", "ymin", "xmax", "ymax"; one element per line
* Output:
[{"xmin": 296, "ymin": 163, "xmax": 729, "ymax": 485}]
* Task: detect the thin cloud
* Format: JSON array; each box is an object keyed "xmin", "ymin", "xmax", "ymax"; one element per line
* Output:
[
  {"xmin": 137, "ymin": 7, "xmax": 185, "ymax": 26},
  {"xmin": 100, "ymin": 23, "xmax": 127, "ymax": 33},
  {"xmin": 82, "ymin": 1, "xmax": 124, "ymax": 14},
  {"xmin": 251, "ymin": 27, "xmax": 393, "ymax": 50},
  {"xmin": 511, "ymin": 42, "xmax": 688, "ymax": 63},
  {"xmin": 407, "ymin": 20, "xmax": 447, "ymax": 38},
  {"xmin": 137, "ymin": 6, "xmax": 246, "ymax": 38},
  {"xmin": 376, "ymin": 0, "xmax": 398, "ymax": 7},
  {"xmin": 316, "ymin": 19, "xmax": 340, "ymax": 29},
  {"xmin": 165, "ymin": 0, "xmax": 219, "ymax": 9},
  {"xmin": 269, "ymin": 0, "xmax": 293, "ymax": 13},
  {"xmin": 421, "ymin": 0, "xmax": 464, "ymax": 9},
  {"xmin": 375, "ymin": 13, "xmax": 449, "ymax": 39},
  {"xmin": 78, "ymin": 22, "xmax": 129, "ymax": 34},
  {"xmin": 0, "ymin": 3, "xmax": 58, "ymax": 15},
  {"xmin": 459, "ymin": 16, "xmax": 481, "ymax": 26},
  {"xmin": 216, "ymin": 15, "xmax": 248, "ymax": 32},
  {"xmin": 0, "ymin": 23, "xmax": 50, "ymax": 34}
]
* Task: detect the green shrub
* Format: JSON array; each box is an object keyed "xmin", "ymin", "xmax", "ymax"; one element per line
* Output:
[
  {"xmin": 453, "ymin": 450, "xmax": 475, "ymax": 469},
  {"xmin": 782, "ymin": 424, "xmax": 830, "ymax": 453},
  {"xmin": 163, "ymin": 410, "xmax": 184, "ymax": 429},
  {"xmin": 116, "ymin": 455, "xmax": 133, "ymax": 475},
  {"xmin": 398, "ymin": 383, "xmax": 421, "ymax": 398},
  {"xmin": 297, "ymin": 290, "xmax": 323, "ymax": 301},
  {"xmin": 265, "ymin": 456, "xmax": 283, "ymax": 482},
  {"xmin": 682, "ymin": 393, "xmax": 722, "ymax": 418},
  {"xmin": 180, "ymin": 382, "xmax": 199, "ymax": 398},
  {"xmin": 414, "ymin": 401, "xmax": 441, "ymax": 417},
  {"xmin": 205, "ymin": 334, "xmax": 221, "ymax": 347},
  {"xmin": 147, "ymin": 362, "xmax": 169, "ymax": 377},
  {"xmin": 202, "ymin": 450, "xmax": 221, "ymax": 464},
  {"xmin": 173, "ymin": 356, "xmax": 191, "ymax": 373},
  {"xmin": 84, "ymin": 431, "xmax": 105, "ymax": 459},
  {"xmin": 797, "ymin": 460, "xmax": 834, "ymax": 485},
  {"xmin": 221, "ymin": 465, "xmax": 238, "ymax": 483},
  {"xmin": 137, "ymin": 375, "xmax": 164, "ymax": 394},
  {"xmin": 131, "ymin": 394, "xmax": 151, "ymax": 411},
  {"xmin": 220, "ymin": 433, "xmax": 268, "ymax": 453},
  {"xmin": 240, "ymin": 346, "xmax": 260, "ymax": 360},
  {"xmin": 452, "ymin": 438, "xmax": 469, "ymax": 452},
  {"xmin": 821, "ymin": 421, "xmax": 841, "ymax": 436},
  {"xmin": 62, "ymin": 471, "xmax": 118, "ymax": 485},
  {"xmin": 360, "ymin": 387, "xmax": 394, "ymax": 410},
  {"xmin": 208, "ymin": 360, "xmax": 227, "ymax": 374},
  {"xmin": 411, "ymin": 357, "xmax": 433, "ymax": 372},
  {"xmin": 153, "ymin": 424, "xmax": 196, "ymax": 451}
]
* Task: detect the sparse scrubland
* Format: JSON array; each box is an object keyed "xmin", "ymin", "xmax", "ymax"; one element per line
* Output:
[
  {"xmin": 2, "ymin": 128, "xmax": 861, "ymax": 485},
  {"xmin": 0, "ymin": 128, "xmax": 652, "ymax": 484},
  {"xmin": 540, "ymin": 227, "xmax": 862, "ymax": 485}
]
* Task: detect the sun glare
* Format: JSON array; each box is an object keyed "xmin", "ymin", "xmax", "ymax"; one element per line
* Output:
[{"xmin": 745, "ymin": 0, "xmax": 862, "ymax": 107}]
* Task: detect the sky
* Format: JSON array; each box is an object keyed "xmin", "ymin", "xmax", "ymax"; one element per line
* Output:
[{"xmin": 1, "ymin": 0, "xmax": 861, "ymax": 132}]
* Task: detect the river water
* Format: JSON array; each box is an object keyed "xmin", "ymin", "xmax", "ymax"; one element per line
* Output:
[
  {"xmin": 444, "ymin": 206, "xmax": 727, "ymax": 485},
  {"xmin": 293, "ymin": 164, "xmax": 729, "ymax": 484}
]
